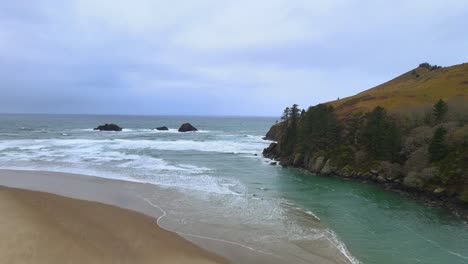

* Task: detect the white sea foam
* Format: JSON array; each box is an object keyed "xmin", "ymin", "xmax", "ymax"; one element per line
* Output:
[
  {"xmin": 0, "ymin": 160, "xmax": 240, "ymax": 196},
  {"xmin": 76, "ymin": 128, "xmax": 213, "ymax": 134},
  {"xmin": 2, "ymin": 121, "xmax": 364, "ymax": 263},
  {"xmin": 152, "ymin": 128, "xmax": 179, "ymax": 133},
  {"xmin": 0, "ymin": 138, "xmax": 267, "ymax": 155},
  {"xmin": 325, "ymin": 230, "xmax": 362, "ymax": 264},
  {"xmin": 0, "ymin": 137, "xmax": 249, "ymax": 196},
  {"xmin": 109, "ymin": 139, "xmax": 265, "ymax": 154},
  {"xmin": 0, "ymin": 141, "xmax": 361, "ymax": 264}
]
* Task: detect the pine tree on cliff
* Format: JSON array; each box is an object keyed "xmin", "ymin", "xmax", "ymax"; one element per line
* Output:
[
  {"xmin": 432, "ymin": 99, "xmax": 448, "ymax": 124},
  {"xmin": 301, "ymin": 104, "xmax": 341, "ymax": 152},
  {"xmin": 362, "ymin": 106, "xmax": 401, "ymax": 161},
  {"xmin": 429, "ymin": 126, "xmax": 448, "ymax": 162},
  {"xmin": 282, "ymin": 104, "xmax": 300, "ymax": 155},
  {"xmin": 290, "ymin": 104, "xmax": 300, "ymax": 125},
  {"xmin": 281, "ymin": 107, "xmax": 290, "ymax": 121},
  {"xmin": 300, "ymin": 109, "xmax": 306, "ymax": 119}
]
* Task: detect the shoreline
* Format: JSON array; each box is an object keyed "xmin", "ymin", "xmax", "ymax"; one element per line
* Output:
[
  {"xmin": 0, "ymin": 185, "xmax": 228, "ymax": 264},
  {"xmin": 283, "ymin": 165, "xmax": 468, "ymax": 221},
  {"xmin": 0, "ymin": 169, "xmax": 353, "ymax": 264},
  {"xmin": 262, "ymin": 133, "xmax": 468, "ymax": 221}
]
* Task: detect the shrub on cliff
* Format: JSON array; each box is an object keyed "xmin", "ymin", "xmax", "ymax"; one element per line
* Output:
[
  {"xmin": 419, "ymin": 62, "xmax": 431, "ymax": 69},
  {"xmin": 419, "ymin": 62, "xmax": 442, "ymax": 71}
]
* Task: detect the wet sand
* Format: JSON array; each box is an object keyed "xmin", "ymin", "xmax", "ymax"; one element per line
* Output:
[
  {"xmin": 0, "ymin": 185, "xmax": 228, "ymax": 264},
  {"xmin": 0, "ymin": 169, "xmax": 352, "ymax": 264}
]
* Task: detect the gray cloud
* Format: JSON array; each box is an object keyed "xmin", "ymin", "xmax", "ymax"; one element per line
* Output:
[{"xmin": 1, "ymin": 0, "xmax": 467, "ymax": 116}]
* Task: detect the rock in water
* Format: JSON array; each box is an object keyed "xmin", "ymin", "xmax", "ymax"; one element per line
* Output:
[
  {"xmin": 155, "ymin": 126, "xmax": 169, "ymax": 131},
  {"xmin": 178, "ymin": 123, "xmax": 198, "ymax": 132},
  {"xmin": 93, "ymin": 123, "xmax": 122, "ymax": 131}
]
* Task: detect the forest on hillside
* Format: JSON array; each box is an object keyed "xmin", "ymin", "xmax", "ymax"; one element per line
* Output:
[{"xmin": 264, "ymin": 98, "xmax": 468, "ymax": 204}]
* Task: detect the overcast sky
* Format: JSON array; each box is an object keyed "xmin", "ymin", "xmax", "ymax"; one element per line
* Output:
[{"xmin": 1, "ymin": 1, "xmax": 467, "ymax": 116}]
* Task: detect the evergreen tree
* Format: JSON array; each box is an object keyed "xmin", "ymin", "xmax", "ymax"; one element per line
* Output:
[
  {"xmin": 290, "ymin": 104, "xmax": 300, "ymax": 124},
  {"xmin": 429, "ymin": 126, "xmax": 448, "ymax": 162},
  {"xmin": 432, "ymin": 99, "xmax": 448, "ymax": 124},
  {"xmin": 301, "ymin": 104, "xmax": 341, "ymax": 152},
  {"xmin": 281, "ymin": 104, "xmax": 300, "ymax": 156},
  {"xmin": 362, "ymin": 106, "xmax": 401, "ymax": 161},
  {"xmin": 281, "ymin": 107, "xmax": 290, "ymax": 121}
]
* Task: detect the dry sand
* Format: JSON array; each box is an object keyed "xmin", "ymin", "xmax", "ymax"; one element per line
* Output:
[{"xmin": 0, "ymin": 186, "xmax": 228, "ymax": 264}]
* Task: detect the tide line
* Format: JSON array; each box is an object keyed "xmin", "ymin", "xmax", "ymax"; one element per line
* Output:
[{"xmin": 138, "ymin": 195, "xmax": 300, "ymax": 263}]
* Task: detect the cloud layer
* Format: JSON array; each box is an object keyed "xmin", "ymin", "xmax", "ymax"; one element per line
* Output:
[{"xmin": 1, "ymin": 1, "xmax": 467, "ymax": 115}]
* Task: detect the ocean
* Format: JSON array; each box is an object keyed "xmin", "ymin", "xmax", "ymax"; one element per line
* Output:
[{"xmin": 0, "ymin": 114, "xmax": 467, "ymax": 264}]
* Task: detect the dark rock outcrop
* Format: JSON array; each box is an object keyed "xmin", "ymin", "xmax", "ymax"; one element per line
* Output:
[
  {"xmin": 263, "ymin": 143, "xmax": 280, "ymax": 160},
  {"xmin": 155, "ymin": 126, "xmax": 169, "ymax": 131},
  {"xmin": 178, "ymin": 123, "xmax": 198, "ymax": 132},
  {"xmin": 94, "ymin": 124, "xmax": 122, "ymax": 131},
  {"xmin": 264, "ymin": 122, "xmax": 286, "ymax": 141}
]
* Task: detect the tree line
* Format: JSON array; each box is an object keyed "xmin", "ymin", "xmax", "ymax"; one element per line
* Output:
[{"xmin": 279, "ymin": 99, "xmax": 449, "ymax": 164}]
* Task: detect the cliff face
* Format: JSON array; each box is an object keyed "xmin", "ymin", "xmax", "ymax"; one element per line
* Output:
[
  {"xmin": 263, "ymin": 63, "xmax": 468, "ymax": 210},
  {"xmin": 264, "ymin": 121, "xmax": 468, "ymax": 207},
  {"xmin": 263, "ymin": 122, "xmax": 286, "ymax": 141}
]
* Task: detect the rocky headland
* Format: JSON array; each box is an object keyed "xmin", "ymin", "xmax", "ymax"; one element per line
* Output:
[{"xmin": 263, "ymin": 63, "xmax": 468, "ymax": 218}]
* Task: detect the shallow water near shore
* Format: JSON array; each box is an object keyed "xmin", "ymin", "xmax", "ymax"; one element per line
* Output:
[{"xmin": 0, "ymin": 114, "xmax": 467, "ymax": 264}]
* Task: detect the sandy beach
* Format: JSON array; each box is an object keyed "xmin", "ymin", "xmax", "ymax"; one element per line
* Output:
[
  {"xmin": 0, "ymin": 169, "xmax": 353, "ymax": 264},
  {"xmin": 0, "ymin": 185, "xmax": 228, "ymax": 264}
]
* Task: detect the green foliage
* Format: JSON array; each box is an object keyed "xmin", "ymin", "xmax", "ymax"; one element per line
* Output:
[
  {"xmin": 419, "ymin": 62, "xmax": 442, "ymax": 71},
  {"xmin": 281, "ymin": 104, "xmax": 301, "ymax": 123},
  {"xmin": 419, "ymin": 62, "xmax": 431, "ymax": 69},
  {"xmin": 361, "ymin": 106, "xmax": 401, "ymax": 161},
  {"xmin": 429, "ymin": 126, "xmax": 448, "ymax": 162},
  {"xmin": 280, "ymin": 104, "xmax": 301, "ymax": 156},
  {"xmin": 432, "ymin": 143, "xmax": 467, "ymax": 186},
  {"xmin": 344, "ymin": 112, "xmax": 365, "ymax": 145},
  {"xmin": 432, "ymin": 99, "xmax": 448, "ymax": 124},
  {"xmin": 301, "ymin": 104, "xmax": 341, "ymax": 153},
  {"xmin": 328, "ymin": 145, "xmax": 354, "ymax": 168},
  {"xmin": 281, "ymin": 107, "xmax": 290, "ymax": 121},
  {"xmin": 459, "ymin": 191, "xmax": 468, "ymax": 203},
  {"xmin": 290, "ymin": 104, "xmax": 300, "ymax": 124}
]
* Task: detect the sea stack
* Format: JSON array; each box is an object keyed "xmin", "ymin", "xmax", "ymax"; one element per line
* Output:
[
  {"xmin": 178, "ymin": 123, "xmax": 198, "ymax": 132},
  {"xmin": 94, "ymin": 124, "xmax": 122, "ymax": 131},
  {"xmin": 155, "ymin": 126, "xmax": 169, "ymax": 131}
]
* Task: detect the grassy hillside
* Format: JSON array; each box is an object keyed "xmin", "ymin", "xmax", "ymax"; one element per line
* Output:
[
  {"xmin": 264, "ymin": 62, "xmax": 468, "ymax": 209},
  {"xmin": 328, "ymin": 63, "xmax": 468, "ymax": 116}
]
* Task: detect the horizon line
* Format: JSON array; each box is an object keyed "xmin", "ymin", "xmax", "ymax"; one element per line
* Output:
[{"xmin": 0, "ymin": 112, "xmax": 279, "ymax": 119}]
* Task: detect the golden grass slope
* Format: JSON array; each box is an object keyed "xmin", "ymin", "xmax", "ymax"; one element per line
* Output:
[{"xmin": 328, "ymin": 63, "xmax": 468, "ymax": 116}]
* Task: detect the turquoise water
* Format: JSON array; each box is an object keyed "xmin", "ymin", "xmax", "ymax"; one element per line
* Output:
[{"xmin": 0, "ymin": 114, "xmax": 467, "ymax": 264}]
